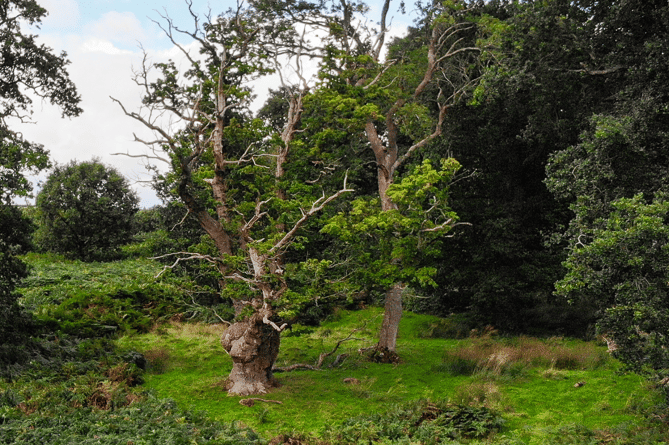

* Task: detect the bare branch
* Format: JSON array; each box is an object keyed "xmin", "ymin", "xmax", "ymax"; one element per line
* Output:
[
  {"xmin": 111, "ymin": 150, "xmax": 171, "ymax": 165},
  {"xmin": 149, "ymin": 251, "xmax": 221, "ymax": 278},
  {"xmin": 269, "ymin": 174, "xmax": 354, "ymax": 255},
  {"xmin": 263, "ymin": 315, "xmax": 289, "ymax": 332},
  {"xmin": 363, "ymin": 59, "xmax": 398, "ymax": 90},
  {"xmin": 393, "ymin": 91, "xmax": 449, "ymax": 172}
]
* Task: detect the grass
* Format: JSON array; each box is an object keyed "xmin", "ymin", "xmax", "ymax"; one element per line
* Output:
[
  {"xmin": 116, "ymin": 308, "xmax": 669, "ymax": 442},
  {"xmin": 8, "ymin": 253, "xmax": 669, "ymax": 443}
]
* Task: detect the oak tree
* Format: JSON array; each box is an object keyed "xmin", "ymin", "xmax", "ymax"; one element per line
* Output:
[
  {"xmin": 296, "ymin": 0, "xmax": 499, "ymax": 351},
  {"xmin": 115, "ymin": 2, "xmax": 351, "ymax": 395}
]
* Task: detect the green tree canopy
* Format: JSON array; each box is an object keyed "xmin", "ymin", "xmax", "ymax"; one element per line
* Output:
[
  {"xmin": 555, "ymin": 194, "xmax": 669, "ymax": 380},
  {"xmin": 0, "ymin": 0, "xmax": 81, "ymax": 371},
  {"xmin": 0, "ymin": 0, "xmax": 81, "ymax": 203},
  {"xmin": 36, "ymin": 160, "xmax": 139, "ymax": 262}
]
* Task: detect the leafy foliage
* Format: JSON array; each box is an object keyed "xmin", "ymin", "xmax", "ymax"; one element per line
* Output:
[
  {"xmin": 35, "ymin": 160, "xmax": 139, "ymax": 262},
  {"xmin": 555, "ymin": 194, "xmax": 669, "ymax": 380},
  {"xmin": 0, "ymin": 0, "xmax": 81, "ymax": 375},
  {"xmin": 18, "ymin": 254, "xmax": 221, "ymax": 338},
  {"xmin": 541, "ymin": 0, "xmax": 669, "ymax": 377},
  {"xmin": 0, "ymin": 206, "xmax": 39, "ymax": 371},
  {"xmin": 0, "ymin": 332, "xmax": 262, "ymax": 444},
  {"xmin": 0, "ymin": 396, "xmax": 263, "ymax": 445},
  {"xmin": 322, "ymin": 159, "xmax": 461, "ymax": 291},
  {"xmin": 0, "ymin": 0, "xmax": 81, "ymax": 204},
  {"xmin": 320, "ymin": 399, "xmax": 504, "ymax": 443}
]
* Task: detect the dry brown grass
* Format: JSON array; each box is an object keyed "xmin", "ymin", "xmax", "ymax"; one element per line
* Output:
[
  {"xmin": 451, "ymin": 380, "xmax": 512, "ymax": 412},
  {"xmin": 143, "ymin": 347, "xmax": 171, "ymax": 374},
  {"xmin": 441, "ymin": 336, "xmax": 607, "ymax": 377},
  {"xmin": 162, "ymin": 321, "xmax": 228, "ymax": 341}
]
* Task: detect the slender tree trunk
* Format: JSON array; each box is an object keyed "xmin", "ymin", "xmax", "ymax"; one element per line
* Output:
[
  {"xmin": 378, "ymin": 283, "xmax": 404, "ymax": 351},
  {"xmin": 365, "ymin": 120, "xmax": 405, "ymax": 352},
  {"xmin": 376, "ymin": 174, "xmax": 404, "ymax": 352}
]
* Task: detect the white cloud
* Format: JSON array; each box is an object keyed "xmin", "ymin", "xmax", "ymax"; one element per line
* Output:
[
  {"xmin": 14, "ymin": 41, "xmax": 166, "ymax": 207},
  {"xmin": 39, "ymin": 0, "xmax": 81, "ymax": 30},
  {"xmin": 84, "ymin": 11, "xmax": 148, "ymax": 48},
  {"xmin": 80, "ymin": 38, "xmax": 134, "ymax": 55}
]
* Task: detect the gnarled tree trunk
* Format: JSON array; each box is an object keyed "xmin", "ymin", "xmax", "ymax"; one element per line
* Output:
[{"xmin": 221, "ymin": 307, "xmax": 281, "ymax": 396}]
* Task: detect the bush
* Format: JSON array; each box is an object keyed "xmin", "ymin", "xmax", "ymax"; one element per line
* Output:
[
  {"xmin": 556, "ymin": 194, "xmax": 669, "ymax": 382},
  {"xmin": 17, "ymin": 254, "xmax": 223, "ymax": 338},
  {"xmin": 35, "ymin": 286, "xmax": 185, "ymax": 338}
]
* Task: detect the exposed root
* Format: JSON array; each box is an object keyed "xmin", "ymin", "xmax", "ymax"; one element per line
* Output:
[
  {"xmin": 272, "ymin": 363, "xmax": 320, "ymax": 372},
  {"xmin": 366, "ymin": 346, "xmax": 400, "ymax": 364}
]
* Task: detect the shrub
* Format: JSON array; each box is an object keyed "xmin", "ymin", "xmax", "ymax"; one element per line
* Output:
[
  {"xmin": 35, "ymin": 286, "xmax": 184, "ymax": 338},
  {"xmin": 321, "ymin": 399, "xmax": 504, "ymax": 444}
]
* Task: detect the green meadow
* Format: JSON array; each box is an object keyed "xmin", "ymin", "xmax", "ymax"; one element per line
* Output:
[
  {"xmin": 118, "ymin": 308, "xmax": 667, "ymax": 443},
  {"xmin": 2, "ymin": 255, "xmax": 667, "ymax": 444}
]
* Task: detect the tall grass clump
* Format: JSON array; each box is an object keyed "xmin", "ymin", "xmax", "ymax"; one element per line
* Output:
[{"xmin": 438, "ymin": 336, "xmax": 608, "ymax": 377}]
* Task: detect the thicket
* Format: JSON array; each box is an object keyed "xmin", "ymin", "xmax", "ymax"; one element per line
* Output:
[{"xmin": 17, "ymin": 254, "xmax": 232, "ymax": 336}]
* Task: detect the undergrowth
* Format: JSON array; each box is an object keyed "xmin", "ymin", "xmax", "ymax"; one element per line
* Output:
[
  {"xmin": 320, "ymin": 399, "xmax": 505, "ymax": 444},
  {"xmin": 5, "ymin": 255, "xmax": 669, "ymax": 444},
  {"xmin": 17, "ymin": 253, "xmax": 231, "ymax": 338},
  {"xmin": 0, "ymin": 396, "xmax": 264, "ymax": 445},
  {"xmin": 118, "ymin": 310, "xmax": 669, "ymax": 443}
]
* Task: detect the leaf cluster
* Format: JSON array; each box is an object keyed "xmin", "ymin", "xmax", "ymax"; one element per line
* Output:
[
  {"xmin": 322, "ymin": 159, "xmax": 461, "ymax": 289},
  {"xmin": 0, "ymin": 0, "xmax": 81, "ymax": 203}
]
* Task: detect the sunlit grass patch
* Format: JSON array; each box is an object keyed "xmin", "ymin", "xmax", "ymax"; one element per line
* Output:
[{"xmin": 111, "ymin": 308, "xmax": 668, "ymax": 442}]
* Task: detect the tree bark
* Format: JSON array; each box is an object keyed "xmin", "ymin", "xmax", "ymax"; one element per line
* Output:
[
  {"xmin": 378, "ymin": 282, "xmax": 403, "ymax": 351},
  {"xmin": 221, "ymin": 307, "xmax": 281, "ymax": 396}
]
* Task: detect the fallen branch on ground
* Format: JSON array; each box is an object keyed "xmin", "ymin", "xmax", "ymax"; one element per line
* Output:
[
  {"xmin": 272, "ymin": 327, "xmax": 365, "ymax": 372},
  {"xmin": 239, "ymin": 398, "xmax": 283, "ymax": 407}
]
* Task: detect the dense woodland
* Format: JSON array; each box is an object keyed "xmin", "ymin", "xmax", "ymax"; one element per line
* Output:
[{"xmin": 2, "ymin": 0, "xmax": 669, "ymax": 443}]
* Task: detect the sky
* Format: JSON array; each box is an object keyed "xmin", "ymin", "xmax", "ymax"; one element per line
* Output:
[{"xmin": 15, "ymin": 0, "xmax": 410, "ymax": 208}]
